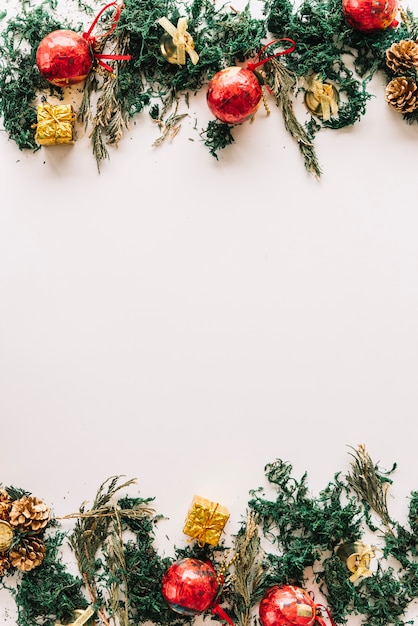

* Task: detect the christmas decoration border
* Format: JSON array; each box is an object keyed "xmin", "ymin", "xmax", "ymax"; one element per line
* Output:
[
  {"xmin": 1, "ymin": 445, "xmax": 418, "ymax": 626},
  {"xmin": 1, "ymin": 0, "xmax": 418, "ymax": 175}
]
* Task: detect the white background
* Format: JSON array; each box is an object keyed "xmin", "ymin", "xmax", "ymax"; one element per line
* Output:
[{"xmin": 1, "ymin": 0, "xmax": 418, "ymax": 622}]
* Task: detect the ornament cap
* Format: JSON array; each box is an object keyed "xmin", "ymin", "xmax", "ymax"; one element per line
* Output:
[
  {"xmin": 160, "ymin": 33, "xmax": 182, "ymax": 64},
  {"xmin": 0, "ymin": 520, "xmax": 14, "ymax": 552}
]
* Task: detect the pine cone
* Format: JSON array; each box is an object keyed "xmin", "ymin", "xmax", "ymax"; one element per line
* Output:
[
  {"xmin": 9, "ymin": 536, "xmax": 46, "ymax": 572},
  {"xmin": 0, "ymin": 555, "xmax": 11, "ymax": 576},
  {"xmin": 0, "ymin": 489, "xmax": 12, "ymax": 521},
  {"xmin": 9, "ymin": 495, "xmax": 50, "ymax": 532},
  {"xmin": 386, "ymin": 40, "xmax": 418, "ymax": 73},
  {"xmin": 385, "ymin": 76, "xmax": 418, "ymax": 113}
]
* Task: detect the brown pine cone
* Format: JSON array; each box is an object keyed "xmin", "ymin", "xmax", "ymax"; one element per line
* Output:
[
  {"xmin": 385, "ymin": 76, "xmax": 418, "ymax": 113},
  {"xmin": 0, "ymin": 489, "xmax": 12, "ymax": 521},
  {"xmin": 9, "ymin": 495, "xmax": 50, "ymax": 532},
  {"xmin": 9, "ymin": 536, "xmax": 46, "ymax": 572},
  {"xmin": 386, "ymin": 40, "xmax": 418, "ymax": 73},
  {"xmin": 0, "ymin": 555, "xmax": 11, "ymax": 576}
]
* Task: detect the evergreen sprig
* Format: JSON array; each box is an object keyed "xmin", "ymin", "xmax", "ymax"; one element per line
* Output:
[
  {"xmin": 4, "ymin": 449, "xmax": 418, "ymax": 626},
  {"xmin": 346, "ymin": 444, "xmax": 395, "ymax": 531},
  {"xmin": 227, "ymin": 511, "xmax": 265, "ymax": 626},
  {"xmin": 67, "ymin": 476, "xmax": 154, "ymax": 626}
]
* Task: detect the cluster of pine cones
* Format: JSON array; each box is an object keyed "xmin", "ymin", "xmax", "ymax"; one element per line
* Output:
[
  {"xmin": 0, "ymin": 488, "xmax": 50, "ymax": 575},
  {"xmin": 385, "ymin": 40, "xmax": 418, "ymax": 113}
]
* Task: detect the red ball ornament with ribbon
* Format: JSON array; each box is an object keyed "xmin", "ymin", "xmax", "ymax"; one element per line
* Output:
[
  {"xmin": 259, "ymin": 585, "xmax": 336, "ymax": 626},
  {"xmin": 206, "ymin": 38, "xmax": 296, "ymax": 125},
  {"xmin": 161, "ymin": 558, "xmax": 219, "ymax": 616},
  {"xmin": 342, "ymin": 0, "xmax": 399, "ymax": 32},
  {"xmin": 36, "ymin": 2, "xmax": 131, "ymax": 87},
  {"xmin": 161, "ymin": 557, "xmax": 234, "ymax": 625}
]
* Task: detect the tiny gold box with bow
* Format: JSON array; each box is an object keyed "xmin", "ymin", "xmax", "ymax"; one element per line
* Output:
[
  {"xmin": 35, "ymin": 102, "xmax": 76, "ymax": 145},
  {"xmin": 183, "ymin": 495, "xmax": 229, "ymax": 546}
]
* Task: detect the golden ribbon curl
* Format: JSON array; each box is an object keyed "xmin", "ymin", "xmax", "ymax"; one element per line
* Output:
[
  {"xmin": 346, "ymin": 545, "xmax": 378, "ymax": 582},
  {"xmin": 337, "ymin": 540, "xmax": 381, "ymax": 583},
  {"xmin": 158, "ymin": 17, "xmax": 199, "ymax": 65},
  {"xmin": 55, "ymin": 606, "xmax": 95, "ymax": 626},
  {"xmin": 305, "ymin": 74, "xmax": 339, "ymax": 121}
]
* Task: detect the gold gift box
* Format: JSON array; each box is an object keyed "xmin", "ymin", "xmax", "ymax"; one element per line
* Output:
[
  {"xmin": 183, "ymin": 495, "xmax": 229, "ymax": 546},
  {"xmin": 35, "ymin": 103, "xmax": 76, "ymax": 145}
]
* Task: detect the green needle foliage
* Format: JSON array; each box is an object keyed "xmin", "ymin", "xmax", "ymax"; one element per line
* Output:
[
  {"xmin": 346, "ymin": 444, "xmax": 395, "ymax": 531},
  {"xmin": 118, "ymin": 495, "xmax": 187, "ymax": 626},
  {"xmin": 1, "ymin": 0, "xmax": 418, "ymax": 170},
  {"xmin": 15, "ymin": 531, "xmax": 87, "ymax": 626},
  {"xmin": 0, "ymin": 3, "xmax": 68, "ymax": 150},
  {"xmin": 3, "ymin": 448, "xmax": 418, "ymax": 626},
  {"xmin": 67, "ymin": 476, "xmax": 155, "ymax": 626},
  {"xmin": 263, "ymin": 0, "xmax": 410, "ymax": 135},
  {"xmin": 248, "ymin": 449, "xmax": 418, "ymax": 626},
  {"xmin": 226, "ymin": 511, "xmax": 266, "ymax": 626}
]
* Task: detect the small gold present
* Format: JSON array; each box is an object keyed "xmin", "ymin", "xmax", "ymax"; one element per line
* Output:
[
  {"xmin": 34, "ymin": 102, "xmax": 76, "ymax": 145},
  {"xmin": 183, "ymin": 495, "xmax": 229, "ymax": 546}
]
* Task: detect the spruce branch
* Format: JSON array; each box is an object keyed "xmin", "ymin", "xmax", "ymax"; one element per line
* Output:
[
  {"xmin": 105, "ymin": 505, "xmax": 129, "ymax": 626},
  {"xmin": 261, "ymin": 57, "xmax": 322, "ymax": 179},
  {"xmin": 346, "ymin": 444, "xmax": 395, "ymax": 532},
  {"xmin": 229, "ymin": 511, "xmax": 265, "ymax": 626},
  {"xmin": 67, "ymin": 477, "xmax": 153, "ymax": 626},
  {"xmin": 152, "ymin": 111, "xmax": 189, "ymax": 147},
  {"xmin": 90, "ymin": 72, "xmax": 128, "ymax": 171}
]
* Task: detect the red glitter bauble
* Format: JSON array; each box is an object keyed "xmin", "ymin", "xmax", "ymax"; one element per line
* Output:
[
  {"xmin": 36, "ymin": 30, "xmax": 93, "ymax": 87},
  {"xmin": 259, "ymin": 585, "xmax": 317, "ymax": 626},
  {"xmin": 342, "ymin": 0, "xmax": 399, "ymax": 31},
  {"xmin": 161, "ymin": 558, "xmax": 218, "ymax": 616},
  {"xmin": 206, "ymin": 66, "xmax": 262, "ymax": 125}
]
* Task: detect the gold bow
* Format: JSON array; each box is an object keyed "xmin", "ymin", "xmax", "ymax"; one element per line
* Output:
[
  {"xmin": 346, "ymin": 545, "xmax": 377, "ymax": 582},
  {"xmin": 158, "ymin": 17, "xmax": 199, "ymax": 65},
  {"xmin": 55, "ymin": 607, "xmax": 95, "ymax": 626},
  {"xmin": 306, "ymin": 74, "xmax": 339, "ymax": 121}
]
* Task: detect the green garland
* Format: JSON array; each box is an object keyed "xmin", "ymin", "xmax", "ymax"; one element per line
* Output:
[
  {"xmin": 2, "ymin": 446, "xmax": 418, "ymax": 626},
  {"xmin": 1, "ymin": 0, "xmax": 418, "ymax": 174}
]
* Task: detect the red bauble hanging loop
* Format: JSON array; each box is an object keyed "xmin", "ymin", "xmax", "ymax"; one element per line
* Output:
[
  {"xmin": 161, "ymin": 558, "xmax": 219, "ymax": 616},
  {"xmin": 259, "ymin": 585, "xmax": 335, "ymax": 626},
  {"xmin": 206, "ymin": 38, "xmax": 296, "ymax": 125},
  {"xmin": 342, "ymin": 0, "xmax": 399, "ymax": 32},
  {"xmin": 35, "ymin": 2, "xmax": 131, "ymax": 87}
]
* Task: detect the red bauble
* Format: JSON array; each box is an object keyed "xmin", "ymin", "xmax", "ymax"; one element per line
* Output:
[
  {"xmin": 259, "ymin": 585, "xmax": 317, "ymax": 626},
  {"xmin": 36, "ymin": 30, "xmax": 93, "ymax": 87},
  {"xmin": 206, "ymin": 66, "xmax": 262, "ymax": 125},
  {"xmin": 342, "ymin": 0, "xmax": 399, "ymax": 31},
  {"xmin": 161, "ymin": 558, "xmax": 218, "ymax": 616}
]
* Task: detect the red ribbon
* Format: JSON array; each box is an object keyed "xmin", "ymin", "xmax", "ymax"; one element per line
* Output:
[
  {"xmin": 246, "ymin": 38, "xmax": 296, "ymax": 72},
  {"xmin": 83, "ymin": 2, "xmax": 132, "ymax": 73},
  {"xmin": 315, "ymin": 603, "xmax": 337, "ymax": 626},
  {"xmin": 211, "ymin": 603, "xmax": 234, "ymax": 626}
]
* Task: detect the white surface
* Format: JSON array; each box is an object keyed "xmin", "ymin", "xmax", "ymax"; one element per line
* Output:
[{"xmin": 1, "ymin": 0, "xmax": 418, "ymax": 622}]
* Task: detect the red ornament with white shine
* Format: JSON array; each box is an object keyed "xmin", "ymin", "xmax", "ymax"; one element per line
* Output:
[
  {"xmin": 206, "ymin": 66, "xmax": 262, "ymax": 125},
  {"xmin": 36, "ymin": 30, "xmax": 93, "ymax": 87},
  {"xmin": 161, "ymin": 558, "xmax": 218, "ymax": 616},
  {"xmin": 259, "ymin": 585, "xmax": 317, "ymax": 626},
  {"xmin": 342, "ymin": 0, "xmax": 399, "ymax": 31}
]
